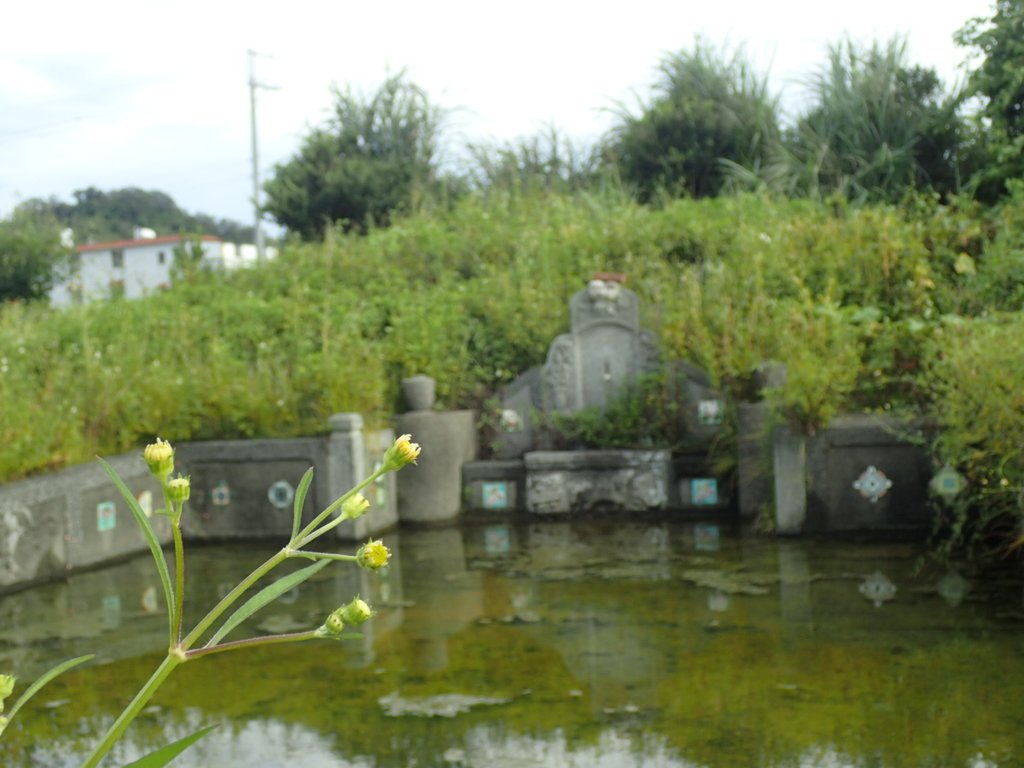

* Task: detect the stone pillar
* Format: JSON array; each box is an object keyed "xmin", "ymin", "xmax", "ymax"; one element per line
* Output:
[
  {"xmin": 393, "ymin": 410, "xmax": 478, "ymax": 523},
  {"xmin": 401, "ymin": 375, "xmax": 436, "ymax": 412},
  {"xmin": 326, "ymin": 413, "xmax": 391, "ymax": 540},
  {"xmin": 736, "ymin": 402, "xmax": 773, "ymax": 520},
  {"xmin": 773, "ymin": 426, "xmax": 807, "ymax": 535},
  {"xmin": 327, "ymin": 412, "xmax": 366, "ymax": 498}
]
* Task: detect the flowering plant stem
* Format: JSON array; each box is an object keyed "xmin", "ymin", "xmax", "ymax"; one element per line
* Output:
[
  {"xmin": 80, "ymin": 655, "xmax": 182, "ymax": 768},
  {"xmin": 74, "ymin": 435, "xmax": 413, "ymax": 768}
]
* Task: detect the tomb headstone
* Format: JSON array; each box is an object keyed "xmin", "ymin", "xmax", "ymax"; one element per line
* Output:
[{"xmin": 541, "ymin": 277, "xmax": 659, "ymax": 414}]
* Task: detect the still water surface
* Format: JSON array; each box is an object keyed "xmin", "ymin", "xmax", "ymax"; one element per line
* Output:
[{"xmin": 1, "ymin": 520, "xmax": 1022, "ymax": 767}]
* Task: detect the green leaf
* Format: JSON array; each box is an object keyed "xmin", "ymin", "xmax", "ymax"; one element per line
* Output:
[
  {"xmin": 119, "ymin": 724, "xmax": 218, "ymax": 768},
  {"xmin": 6, "ymin": 654, "xmax": 94, "ymax": 721},
  {"xmin": 206, "ymin": 559, "xmax": 331, "ymax": 646},
  {"xmin": 98, "ymin": 457, "xmax": 175, "ymax": 632},
  {"xmin": 292, "ymin": 467, "xmax": 314, "ymax": 541}
]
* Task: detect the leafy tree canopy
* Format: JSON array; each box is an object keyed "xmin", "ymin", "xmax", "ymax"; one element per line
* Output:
[
  {"xmin": 733, "ymin": 38, "xmax": 972, "ymax": 203},
  {"xmin": 604, "ymin": 39, "xmax": 781, "ymax": 201},
  {"xmin": 956, "ymin": 0, "xmax": 1024, "ymax": 200},
  {"xmin": 0, "ymin": 207, "xmax": 73, "ymax": 303},
  {"xmin": 263, "ymin": 73, "xmax": 444, "ymax": 239}
]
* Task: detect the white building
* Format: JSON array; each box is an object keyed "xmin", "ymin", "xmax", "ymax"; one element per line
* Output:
[{"xmin": 49, "ymin": 234, "xmax": 272, "ymax": 307}]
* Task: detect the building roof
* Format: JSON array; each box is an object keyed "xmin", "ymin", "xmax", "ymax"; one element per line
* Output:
[{"xmin": 77, "ymin": 234, "xmax": 222, "ymax": 253}]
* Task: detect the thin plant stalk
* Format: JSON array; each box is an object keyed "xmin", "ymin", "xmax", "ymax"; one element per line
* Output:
[
  {"xmin": 79, "ymin": 654, "xmax": 182, "ymax": 768},
  {"xmin": 78, "ymin": 435, "xmax": 415, "ymax": 767}
]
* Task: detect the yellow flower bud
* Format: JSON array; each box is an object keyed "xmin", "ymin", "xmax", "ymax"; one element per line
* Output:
[
  {"xmin": 0, "ymin": 674, "xmax": 14, "ymax": 713},
  {"xmin": 319, "ymin": 597, "xmax": 374, "ymax": 640},
  {"xmin": 356, "ymin": 539, "xmax": 391, "ymax": 571},
  {"xmin": 339, "ymin": 597, "xmax": 373, "ymax": 626},
  {"xmin": 166, "ymin": 475, "xmax": 191, "ymax": 503},
  {"xmin": 342, "ymin": 493, "xmax": 370, "ymax": 521},
  {"xmin": 323, "ymin": 611, "xmax": 345, "ymax": 638},
  {"xmin": 143, "ymin": 438, "xmax": 174, "ymax": 478},
  {"xmin": 383, "ymin": 433, "xmax": 420, "ymax": 471}
]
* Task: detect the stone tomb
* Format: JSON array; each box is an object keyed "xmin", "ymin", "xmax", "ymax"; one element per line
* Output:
[
  {"xmin": 541, "ymin": 277, "xmax": 659, "ymax": 414},
  {"xmin": 477, "ymin": 276, "xmax": 729, "ymax": 515}
]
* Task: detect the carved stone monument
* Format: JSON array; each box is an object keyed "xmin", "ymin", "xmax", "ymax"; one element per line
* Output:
[{"xmin": 541, "ymin": 276, "xmax": 659, "ymax": 414}]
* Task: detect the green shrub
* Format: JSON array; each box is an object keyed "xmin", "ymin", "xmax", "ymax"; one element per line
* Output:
[{"xmin": 924, "ymin": 315, "xmax": 1024, "ymax": 555}]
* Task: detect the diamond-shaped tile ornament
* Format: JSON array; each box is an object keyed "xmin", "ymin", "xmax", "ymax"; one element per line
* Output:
[
  {"xmin": 852, "ymin": 465, "xmax": 893, "ymax": 503},
  {"xmin": 930, "ymin": 463, "xmax": 966, "ymax": 500},
  {"xmin": 859, "ymin": 571, "xmax": 897, "ymax": 607}
]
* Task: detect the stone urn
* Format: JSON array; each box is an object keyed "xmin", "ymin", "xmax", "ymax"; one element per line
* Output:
[{"xmin": 401, "ymin": 375, "xmax": 436, "ymax": 412}]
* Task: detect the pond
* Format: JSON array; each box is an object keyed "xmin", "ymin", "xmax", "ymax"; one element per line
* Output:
[{"xmin": 1, "ymin": 519, "xmax": 1022, "ymax": 767}]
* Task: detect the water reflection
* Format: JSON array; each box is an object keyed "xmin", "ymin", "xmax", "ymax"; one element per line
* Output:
[{"xmin": 1, "ymin": 521, "xmax": 1022, "ymax": 767}]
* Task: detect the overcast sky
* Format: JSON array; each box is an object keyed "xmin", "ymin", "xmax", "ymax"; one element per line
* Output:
[{"xmin": 1, "ymin": 0, "xmax": 995, "ymax": 231}]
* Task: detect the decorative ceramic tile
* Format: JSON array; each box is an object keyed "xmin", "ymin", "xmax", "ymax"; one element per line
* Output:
[
  {"xmin": 858, "ymin": 571, "xmax": 896, "ymax": 607},
  {"xmin": 697, "ymin": 399, "xmax": 725, "ymax": 426},
  {"xmin": 140, "ymin": 586, "xmax": 159, "ymax": 614},
  {"xmin": 930, "ymin": 464, "xmax": 966, "ymax": 499},
  {"xmin": 482, "ymin": 482, "xmax": 509, "ymax": 510},
  {"xmin": 267, "ymin": 480, "xmax": 295, "ymax": 510},
  {"xmin": 136, "ymin": 490, "xmax": 153, "ymax": 518},
  {"xmin": 852, "ymin": 466, "xmax": 893, "ymax": 503},
  {"xmin": 484, "ymin": 525, "xmax": 511, "ymax": 556},
  {"xmin": 936, "ymin": 569, "xmax": 969, "ymax": 607},
  {"xmin": 96, "ymin": 501, "xmax": 117, "ymax": 532},
  {"xmin": 102, "ymin": 594, "xmax": 122, "ymax": 626},
  {"xmin": 211, "ymin": 480, "xmax": 231, "ymax": 507},
  {"xmin": 694, "ymin": 523, "xmax": 720, "ymax": 551},
  {"xmin": 691, "ymin": 478, "xmax": 719, "ymax": 506}
]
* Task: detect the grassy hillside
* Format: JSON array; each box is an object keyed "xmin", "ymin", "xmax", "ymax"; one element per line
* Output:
[{"xmin": 2, "ymin": 189, "xmax": 1023, "ymax": 548}]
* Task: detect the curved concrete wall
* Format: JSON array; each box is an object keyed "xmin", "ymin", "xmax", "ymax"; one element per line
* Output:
[{"xmin": 0, "ymin": 415, "xmax": 397, "ymax": 594}]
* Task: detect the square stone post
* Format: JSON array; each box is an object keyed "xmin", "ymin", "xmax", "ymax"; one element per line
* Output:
[{"xmin": 773, "ymin": 426, "xmax": 807, "ymax": 535}]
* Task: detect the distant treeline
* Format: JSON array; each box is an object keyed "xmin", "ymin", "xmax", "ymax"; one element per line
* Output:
[
  {"xmin": 259, "ymin": 4, "xmax": 1024, "ymax": 238},
  {"xmin": 19, "ymin": 186, "xmax": 256, "ymax": 245}
]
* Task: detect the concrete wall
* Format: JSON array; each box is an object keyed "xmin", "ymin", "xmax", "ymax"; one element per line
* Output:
[
  {"xmin": 773, "ymin": 415, "xmax": 934, "ymax": 535},
  {"xmin": 0, "ymin": 415, "xmax": 397, "ymax": 594},
  {"xmin": 0, "ymin": 407, "xmax": 941, "ymax": 594},
  {"xmin": 0, "ymin": 453, "xmax": 170, "ymax": 593},
  {"xmin": 804, "ymin": 415, "xmax": 933, "ymax": 534}
]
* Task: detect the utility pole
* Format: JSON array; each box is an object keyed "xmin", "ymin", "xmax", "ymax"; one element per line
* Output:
[{"xmin": 248, "ymin": 49, "xmax": 277, "ymax": 262}]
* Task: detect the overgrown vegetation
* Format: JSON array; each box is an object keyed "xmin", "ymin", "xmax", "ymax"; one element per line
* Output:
[{"xmin": 1, "ymin": 190, "xmax": 1023, "ymax": 559}]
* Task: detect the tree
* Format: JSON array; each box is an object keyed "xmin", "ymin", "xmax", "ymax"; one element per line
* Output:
[
  {"xmin": 756, "ymin": 38, "xmax": 971, "ymax": 202},
  {"xmin": 956, "ymin": 0, "xmax": 1024, "ymax": 200},
  {"xmin": 604, "ymin": 39, "xmax": 780, "ymax": 201},
  {"xmin": 263, "ymin": 74, "xmax": 443, "ymax": 238},
  {"xmin": 0, "ymin": 207, "xmax": 73, "ymax": 303}
]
